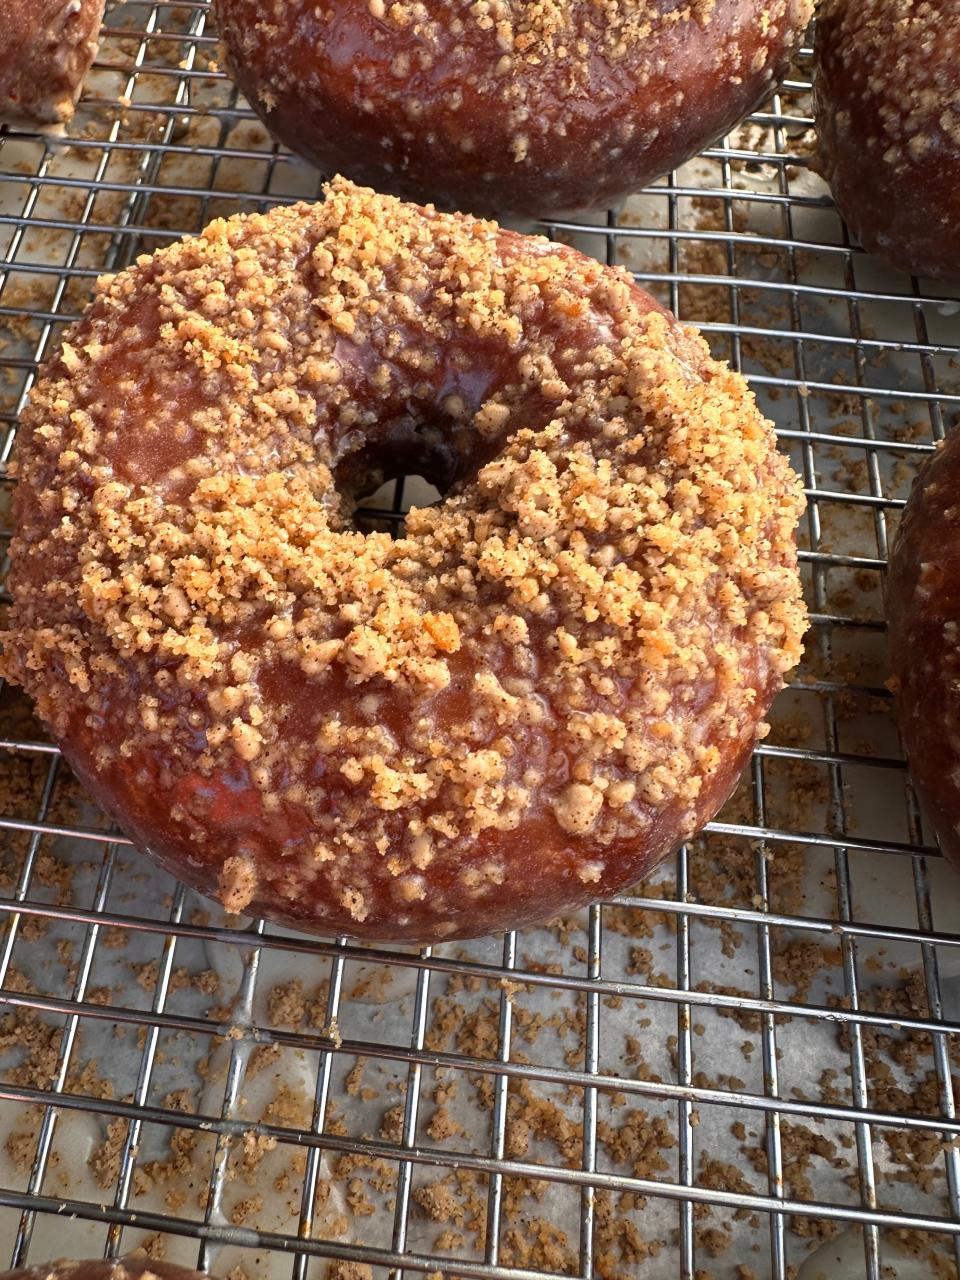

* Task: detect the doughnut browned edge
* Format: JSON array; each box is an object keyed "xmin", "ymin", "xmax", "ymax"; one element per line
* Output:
[
  {"xmin": 888, "ymin": 430, "xmax": 960, "ymax": 866},
  {"xmin": 0, "ymin": 1261, "xmax": 207, "ymax": 1280},
  {"xmin": 214, "ymin": 0, "xmax": 813, "ymax": 218},
  {"xmin": 2, "ymin": 178, "xmax": 807, "ymax": 944},
  {"xmin": 0, "ymin": 0, "xmax": 106, "ymax": 128},
  {"xmin": 813, "ymin": 0, "xmax": 960, "ymax": 284}
]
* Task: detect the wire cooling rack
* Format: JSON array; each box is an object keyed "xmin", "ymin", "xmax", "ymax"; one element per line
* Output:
[{"xmin": 1, "ymin": 4, "xmax": 960, "ymax": 1279}]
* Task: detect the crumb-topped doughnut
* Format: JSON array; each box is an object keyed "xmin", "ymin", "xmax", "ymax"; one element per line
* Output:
[
  {"xmin": 889, "ymin": 430, "xmax": 960, "ymax": 867},
  {"xmin": 0, "ymin": 1263, "xmax": 208, "ymax": 1280},
  {"xmin": 3, "ymin": 178, "xmax": 806, "ymax": 942},
  {"xmin": 214, "ymin": 0, "xmax": 813, "ymax": 217},
  {"xmin": 0, "ymin": 0, "xmax": 105, "ymax": 129},
  {"xmin": 814, "ymin": 0, "xmax": 960, "ymax": 283}
]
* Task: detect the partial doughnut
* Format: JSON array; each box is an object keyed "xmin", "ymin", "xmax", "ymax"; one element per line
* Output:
[
  {"xmin": 0, "ymin": 0, "xmax": 106, "ymax": 129},
  {"xmin": 888, "ymin": 429, "xmax": 960, "ymax": 866},
  {"xmin": 813, "ymin": 0, "xmax": 960, "ymax": 283},
  {"xmin": 2, "ymin": 178, "xmax": 807, "ymax": 942},
  {"xmin": 214, "ymin": 0, "xmax": 813, "ymax": 217}
]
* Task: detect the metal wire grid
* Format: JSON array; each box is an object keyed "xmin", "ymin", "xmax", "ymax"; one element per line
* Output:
[{"xmin": 0, "ymin": 4, "xmax": 957, "ymax": 1278}]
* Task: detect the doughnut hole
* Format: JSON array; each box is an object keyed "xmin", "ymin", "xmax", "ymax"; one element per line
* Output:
[{"xmin": 333, "ymin": 409, "xmax": 471, "ymax": 533}]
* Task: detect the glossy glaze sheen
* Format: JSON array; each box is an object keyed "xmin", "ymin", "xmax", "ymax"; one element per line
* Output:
[
  {"xmin": 889, "ymin": 431, "xmax": 960, "ymax": 868},
  {"xmin": 59, "ymin": 657, "xmax": 770, "ymax": 940},
  {"xmin": 214, "ymin": 0, "xmax": 812, "ymax": 217},
  {"xmin": 0, "ymin": 0, "xmax": 105, "ymax": 127}
]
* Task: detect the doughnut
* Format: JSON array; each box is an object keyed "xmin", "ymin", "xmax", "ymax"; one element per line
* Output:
[
  {"xmin": 888, "ymin": 430, "xmax": 960, "ymax": 867},
  {"xmin": 0, "ymin": 0, "xmax": 105, "ymax": 129},
  {"xmin": 2, "ymin": 177, "xmax": 807, "ymax": 942},
  {"xmin": 213, "ymin": 0, "xmax": 814, "ymax": 218},
  {"xmin": 0, "ymin": 1262, "xmax": 207, "ymax": 1280},
  {"xmin": 813, "ymin": 0, "xmax": 960, "ymax": 284}
]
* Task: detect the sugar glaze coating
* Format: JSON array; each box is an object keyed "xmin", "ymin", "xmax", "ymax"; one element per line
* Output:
[
  {"xmin": 889, "ymin": 431, "xmax": 960, "ymax": 868},
  {"xmin": 0, "ymin": 1262, "xmax": 208, "ymax": 1280},
  {"xmin": 214, "ymin": 0, "xmax": 813, "ymax": 217},
  {"xmin": 0, "ymin": 0, "xmax": 105, "ymax": 128},
  {"xmin": 3, "ymin": 179, "xmax": 806, "ymax": 942},
  {"xmin": 814, "ymin": 0, "xmax": 960, "ymax": 283}
]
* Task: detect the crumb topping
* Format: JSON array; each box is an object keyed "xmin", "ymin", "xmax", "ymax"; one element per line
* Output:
[
  {"xmin": 3, "ymin": 177, "xmax": 806, "ymax": 932},
  {"xmin": 816, "ymin": 0, "xmax": 960, "ymax": 177},
  {"xmin": 386, "ymin": 0, "xmax": 724, "ymax": 69},
  {"xmin": 227, "ymin": 0, "xmax": 812, "ymax": 84},
  {"xmin": 813, "ymin": 0, "xmax": 960, "ymax": 282},
  {"xmin": 215, "ymin": 0, "xmax": 813, "ymax": 205}
]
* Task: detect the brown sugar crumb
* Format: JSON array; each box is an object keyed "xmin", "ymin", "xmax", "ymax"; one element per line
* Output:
[
  {"xmin": 699, "ymin": 1155, "xmax": 756, "ymax": 1201},
  {"xmin": 306, "ymin": 981, "xmax": 333, "ymax": 1027},
  {"xmin": 692, "ymin": 982, "xmax": 762, "ymax": 1033},
  {"xmin": 263, "ymin": 1080, "xmax": 313, "ymax": 1129},
  {"xmin": 885, "ymin": 1229, "xmax": 960, "ymax": 1279},
  {"xmin": 6, "ymin": 1129, "xmax": 36, "ymax": 1171},
  {"xmin": 435, "ymin": 1228, "xmax": 464, "ymax": 1250},
  {"xmin": 18, "ymin": 915, "xmax": 48, "ymax": 943},
  {"xmin": 698, "ymin": 1225, "xmax": 731, "ymax": 1258},
  {"xmin": 0, "ymin": 1003, "xmax": 66, "ymax": 1091},
  {"xmin": 267, "ymin": 978, "xmax": 307, "ymax": 1027},
  {"xmin": 89, "ymin": 1116, "xmax": 129, "ymax": 1189},
  {"xmin": 325, "ymin": 1264, "xmax": 373, "ymax": 1280},
  {"xmin": 414, "ymin": 1178, "xmax": 466, "ymax": 1225},
  {"xmin": 230, "ymin": 1193, "xmax": 265, "ymax": 1225},
  {"xmin": 132, "ymin": 960, "xmax": 160, "ymax": 992},
  {"xmin": 236, "ymin": 1128, "xmax": 279, "ymax": 1177},
  {"xmin": 594, "ymin": 1188, "xmax": 663, "ymax": 1276},
  {"xmin": 380, "ymin": 1104, "xmax": 405, "ymax": 1142},
  {"xmin": 506, "ymin": 1079, "xmax": 581, "ymax": 1165},
  {"xmin": 345, "ymin": 1056, "xmax": 379, "ymax": 1102},
  {"xmin": 426, "ymin": 1104, "xmax": 463, "ymax": 1142},
  {"xmin": 501, "ymin": 1216, "xmax": 575, "ymax": 1273},
  {"xmin": 598, "ymin": 1106, "xmax": 676, "ymax": 1180},
  {"xmin": 744, "ymin": 1120, "xmax": 844, "ymax": 1239},
  {"xmin": 246, "ymin": 1043, "xmax": 282, "ymax": 1078},
  {"xmin": 192, "ymin": 968, "xmax": 221, "ymax": 994},
  {"xmin": 132, "ymin": 1232, "xmax": 168, "ymax": 1261},
  {"xmin": 219, "ymin": 855, "xmax": 258, "ymax": 913},
  {"xmin": 2, "ymin": 176, "xmax": 806, "ymax": 937},
  {"xmin": 772, "ymin": 936, "xmax": 838, "ymax": 1003},
  {"xmin": 141, "ymin": 1121, "xmax": 214, "ymax": 1212}
]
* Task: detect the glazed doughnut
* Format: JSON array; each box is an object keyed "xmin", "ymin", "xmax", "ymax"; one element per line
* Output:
[
  {"xmin": 214, "ymin": 0, "xmax": 813, "ymax": 218},
  {"xmin": 813, "ymin": 0, "xmax": 960, "ymax": 284},
  {"xmin": 0, "ymin": 0, "xmax": 105, "ymax": 129},
  {"xmin": 0, "ymin": 1262, "xmax": 208, "ymax": 1280},
  {"xmin": 888, "ymin": 430, "xmax": 960, "ymax": 867},
  {"xmin": 3, "ymin": 178, "xmax": 806, "ymax": 942}
]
